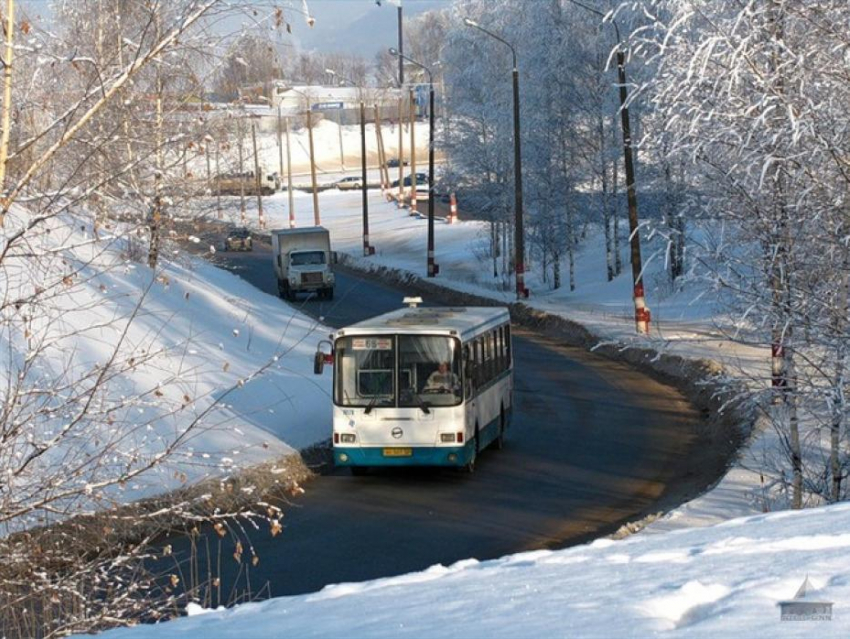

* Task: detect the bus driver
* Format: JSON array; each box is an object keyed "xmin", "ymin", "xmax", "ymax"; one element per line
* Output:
[{"xmin": 424, "ymin": 362, "xmax": 460, "ymax": 394}]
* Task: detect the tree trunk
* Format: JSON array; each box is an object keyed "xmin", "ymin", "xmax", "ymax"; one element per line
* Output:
[
  {"xmin": 830, "ymin": 223, "xmax": 850, "ymax": 502},
  {"xmin": 611, "ymin": 116, "xmax": 622, "ymax": 276},
  {"xmin": 148, "ymin": 13, "xmax": 163, "ymax": 269},
  {"xmin": 552, "ymin": 249, "xmax": 560, "ymax": 290},
  {"xmin": 600, "ymin": 119, "xmax": 613, "ymax": 281}
]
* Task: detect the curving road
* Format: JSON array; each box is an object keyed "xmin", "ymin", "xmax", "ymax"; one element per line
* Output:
[{"xmin": 174, "ymin": 241, "xmax": 706, "ymax": 600}]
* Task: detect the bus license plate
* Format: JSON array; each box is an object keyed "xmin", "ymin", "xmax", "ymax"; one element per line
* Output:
[{"xmin": 383, "ymin": 448, "xmax": 412, "ymax": 457}]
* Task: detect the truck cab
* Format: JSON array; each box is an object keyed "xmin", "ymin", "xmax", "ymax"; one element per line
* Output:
[{"xmin": 271, "ymin": 227, "xmax": 336, "ymax": 301}]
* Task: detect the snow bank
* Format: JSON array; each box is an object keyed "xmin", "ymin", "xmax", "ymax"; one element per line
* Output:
[
  {"xmin": 93, "ymin": 502, "xmax": 850, "ymax": 638},
  {"xmin": 0, "ymin": 205, "xmax": 331, "ymax": 530}
]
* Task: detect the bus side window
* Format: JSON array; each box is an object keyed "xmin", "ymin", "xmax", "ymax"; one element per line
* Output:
[
  {"xmin": 463, "ymin": 345, "xmax": 473, "ymax": 399},
  {"xmin": 475, "ymin": 338, "xmax": 483, "ymax": 390},
  {"xmin": 489, "ymin": 332, "xmax": 494, "ymax": 380},
  {"xmin": 505, "ymin": 325, "xmax": 512, "ymax": 367},
  {"xmin": 495, "ymin": 329, "xmax": 503, "ymax": 374},
  {"xmin": 483, "ymin": 333, "xmax": 491, "ymax": 383},
  {"xmin": 487, "ymin": 331, "xmax": 496, "ymax": 380},
  {"xmin": 497, "ymin": 327, "xmax": 505, "ymax": 373}
]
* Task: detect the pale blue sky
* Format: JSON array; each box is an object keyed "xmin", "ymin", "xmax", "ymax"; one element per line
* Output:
[{"xmin": 18, "ymin": 0, "xmax": 451, "ymax": 57}]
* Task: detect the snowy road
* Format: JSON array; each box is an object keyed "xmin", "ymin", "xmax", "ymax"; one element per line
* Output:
[{"xmin": 162, "ymin": 242, "xmax": 714, "ymax": 600}]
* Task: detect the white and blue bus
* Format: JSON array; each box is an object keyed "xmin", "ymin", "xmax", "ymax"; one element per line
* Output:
[{"xmin": 315, "ymin": 302, "xmax": 513, "ymax": 473}]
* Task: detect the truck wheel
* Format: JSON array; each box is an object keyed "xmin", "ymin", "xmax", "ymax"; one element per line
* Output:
[
  {"xmin": 325, "ymin": 288, "xmax": 334, "ymax": 301},
  {"xmin": 277, "ymin": 280, "xmax": 285, "ymax": 298}
]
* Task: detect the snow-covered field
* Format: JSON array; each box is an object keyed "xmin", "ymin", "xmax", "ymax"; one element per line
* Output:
[
  {"xmin": 215, "ymin": 118, "xmax": 433, "ymax": 179},
  {"xmin": 96, "ymin": 501, "xmax": 850, "ymax": 638}
]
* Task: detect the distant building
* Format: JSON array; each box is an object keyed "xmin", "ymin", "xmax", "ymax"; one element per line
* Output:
[{"xmin": 272, "ymin": 84, "xmax": 406, "ymax": 125}]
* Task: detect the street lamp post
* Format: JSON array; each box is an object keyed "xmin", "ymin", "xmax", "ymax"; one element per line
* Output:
[
  {"xmin": 376, "ymin": 0, "xmax": 404, "ymax": 86},
  {"xmin": 389, "ymin": 48, "xmax": 438, "ymax": 277},
  {"xmin": 463, "ymin": 18, "xmax": 528, "ymax": 299},
  {"xmin": 325, "ymin": 68, "xmax": 346, "ymax": 171},
  {"xmin": 568, "ymin": 0, "xmax": 650, "ymax": 334}
]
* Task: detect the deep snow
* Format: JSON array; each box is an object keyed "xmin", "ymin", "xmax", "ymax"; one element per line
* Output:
[{"xmin": 94, "ymin": 502, "xmax": 850, "ymax": 638}]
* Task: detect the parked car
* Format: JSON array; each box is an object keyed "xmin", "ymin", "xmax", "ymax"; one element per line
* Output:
[
  {"xmin": 387, "ymin": 158, "xmax": 409, "ymax": 168},
  {"xmin": 335, "ymin": 176, "xmax": 363, "ymax": 190},
  {"xmin": 225, "ymin": 227, "xmax": 253, "ymax": 252},
  {"xmin": 390, "ymin": 172, "xmax": 428, "ymax": 188}
]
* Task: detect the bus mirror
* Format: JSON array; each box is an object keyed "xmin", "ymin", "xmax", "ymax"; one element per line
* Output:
[{"xmin": 314, "ymin": 339, "xmax": 334, "ymax": 375}]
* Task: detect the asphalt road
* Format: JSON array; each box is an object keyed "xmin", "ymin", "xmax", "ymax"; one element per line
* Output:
[{"xmin": 170, "ymin": 241, "xmax": 706, "ymax": 601}]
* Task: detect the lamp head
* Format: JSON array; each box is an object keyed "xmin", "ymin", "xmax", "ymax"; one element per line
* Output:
[
  {"xmin": 388, "ymin": 47, "xmax": 399, "ymax": 57},
  {"xmin": 463, "ymin": 17, "xmax": 478, "ymax": 27}
]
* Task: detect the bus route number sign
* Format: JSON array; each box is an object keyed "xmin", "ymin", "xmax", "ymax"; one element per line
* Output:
[{"xmin": 352, "ymin": 338, "xmax": 392, "ymax": 351}]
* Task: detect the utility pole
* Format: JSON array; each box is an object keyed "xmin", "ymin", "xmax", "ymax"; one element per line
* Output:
[
  {"xmin": 409, "ymin": 88, "xmax": 417, "ymax": 214},
  {"xmin": 510, "ymin": 62, "xmax": 526, "ymax": 298},
  {"xmin": 463, "ymin": 19, "xmax": 528, "ymax": 299},
  {"xmin": 336, "ymin": 108, "xmax": 345, "ymax": 171},
  {"xmin": 215, "ymin": 141, "xmax": 222, "ymax": 220},
  {"xmin": 616, "ymin": 47, "xmax": 649, "ymax": 334},
  {"xmin": 251, "ymin": 123, "xmax": 264, "ymax": 230},
  {"xmin": 375, "ymin": 104, "xmax": 390, "ymax": 192},
  {"xmin": 426, "ymin": 80, "xmax": 436, "ymax": 276},
  {"xmin": 237, "ymin": 116, "xmax": 246, "ymax": 225},
  {"xmin": 276, "ymin": 105, "xmax": 284, "ymax": 188},
  {"xmin": 389, "ymin": 48, "xmax": 438, "ymax": 277},
  {"xmin": 566, "ymin": 0, "xmax": 649, "ymax": 333},
  {"xmin": 360, "ymin": 102, "xmax": 373, "ymax": 256},
  {"xmin": 285, "ymin": 117, "xmax": 295, "ymax": 228},
  {"xmin": 397, "ymin": 3, "xmax": 403, "ymax": 86},
  {"xmin": 307, "ymin": 108, "xmax": 320, "ymax": 225},
  {"xmin": 397, "ymin": 95, "xmax": 404, "ymax": 206}
]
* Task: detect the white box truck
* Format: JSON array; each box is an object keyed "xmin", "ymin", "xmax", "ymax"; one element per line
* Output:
[{"xmin": 271, "ymin": 227, "xmax": 336, "ymax": 301}]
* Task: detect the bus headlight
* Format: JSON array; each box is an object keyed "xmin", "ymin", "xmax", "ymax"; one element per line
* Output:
[
  {"xmin": 447, "ymin": 453, "xmax": 458, "ymax": 463},
  {"xmin": 440, "ymin": 433, "xmax": 455, "ymax": 443},
  {"xmin": 338, "ymin": 453, "xmax": 349, "ymax": 462},
  {"xmin": 340, "ymin": 433, "xmax": 356, "ymax": 444}
]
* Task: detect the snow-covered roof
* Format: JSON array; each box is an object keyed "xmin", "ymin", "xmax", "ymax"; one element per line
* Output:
[
  {"xmin": 337, "ymin": 306, "xmax": 510, "ymax": 341},
  {"xmin": 275, "ymin": 85, "xmax": 362, "ymax": 100}
]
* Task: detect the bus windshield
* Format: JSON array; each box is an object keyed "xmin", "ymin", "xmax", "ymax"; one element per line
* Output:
[
  {"xmin": 334, "ymin": 335, "xmax": 461, "ymax": 408},
  {"xmin": 335, "ymin": 336, "xmax": 396, "ymax": 408},
  {"xmin": 398, "ymin": 335, "xmax": 461, "ymax": 407}
]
